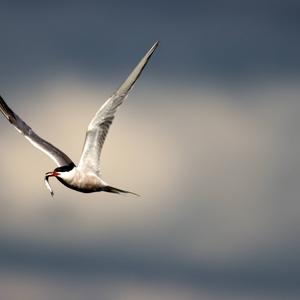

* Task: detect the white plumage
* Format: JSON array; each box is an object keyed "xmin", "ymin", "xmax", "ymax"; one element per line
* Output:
[{"xmin": 0, "ymin": 41, "xmax": 159, "ymax": 196}]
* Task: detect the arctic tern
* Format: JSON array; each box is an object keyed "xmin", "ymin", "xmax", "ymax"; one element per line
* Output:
[{"xmin": 0, "ymin": 41, "xmax": 159, "ymax": 196}]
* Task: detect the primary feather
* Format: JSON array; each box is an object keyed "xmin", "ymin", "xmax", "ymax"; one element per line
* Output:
[{"xmin": 78, "ymin": 41, "xmax": 159, "ymax": 174}]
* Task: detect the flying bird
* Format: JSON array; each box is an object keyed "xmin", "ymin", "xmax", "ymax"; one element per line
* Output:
[{"xmin": 0, "ymin": 41, "xmax": 159, "ymax": 196}]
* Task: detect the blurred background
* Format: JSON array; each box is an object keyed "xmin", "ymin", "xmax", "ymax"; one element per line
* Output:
[{"xmin": 0, "ymin": 0, "xmax": 300, "ymax": 299}]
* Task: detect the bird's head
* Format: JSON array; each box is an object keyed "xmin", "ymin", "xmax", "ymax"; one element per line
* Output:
[{"xmin": 44, "ymin": 163, "xmax": 76, "ymax": 196}]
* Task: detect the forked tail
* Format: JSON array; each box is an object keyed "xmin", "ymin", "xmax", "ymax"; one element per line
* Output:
[{"xmin": 103, "ymin": 185, "xmax": 140, "ymax": 197}]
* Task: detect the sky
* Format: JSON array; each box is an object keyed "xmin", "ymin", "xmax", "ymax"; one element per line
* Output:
[{"xmin": 0, "ymin": 1, "xmax": 300, "ymax": 299}]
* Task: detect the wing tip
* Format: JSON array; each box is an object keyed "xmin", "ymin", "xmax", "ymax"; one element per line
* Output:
[
  {"xmin": 153, "ymin": 40, "xmax": 160, "ymax": 48},
  {"xmin": 149, "ymin": 41, "xmax": 160, "ymax": 55}
]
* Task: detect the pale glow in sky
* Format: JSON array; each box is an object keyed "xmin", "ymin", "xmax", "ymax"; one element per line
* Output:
[
  {"xmin": 1, "ymin": 77, "xmax": 300, "ymax": 298},
  {"xmin": 1, "ymin": 1, "xmax": 300, "ymax": 297},
  {"xmin": 1, "ymin": 77, "xmax": 300, "ymax": 263}
]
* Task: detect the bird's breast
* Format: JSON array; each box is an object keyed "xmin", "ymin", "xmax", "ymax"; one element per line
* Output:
[{"xmin": 58, "ymin": 170, "xmax": 105, "ymax": 193}]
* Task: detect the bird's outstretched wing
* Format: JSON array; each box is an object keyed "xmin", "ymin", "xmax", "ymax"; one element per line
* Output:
[
  {"xmin": 0, "ymin": 95, "xmax": 74, "ymax": 167},
  {"xmin": 78, "ymin": 41, "xmax": 159, "ymax": 174}
]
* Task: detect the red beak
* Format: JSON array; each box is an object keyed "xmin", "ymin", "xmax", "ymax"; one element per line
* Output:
[{"xmin": 46, "ymin": 171, "xmax": 60, "ymax": 177}]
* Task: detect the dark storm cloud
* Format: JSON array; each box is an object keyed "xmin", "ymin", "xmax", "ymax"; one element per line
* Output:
[
  {"xmin": 1, "ymin": 2, "xmax": 300, "ymax": 298},
  {"xmin": 0, "ymin": 0, "xmax": 300, "ymax": 85},
  {"xmin": 0, "ymin": 237, "xmax": 299, "ymax": 295}
]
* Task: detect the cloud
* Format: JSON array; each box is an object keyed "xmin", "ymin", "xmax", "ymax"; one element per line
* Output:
[
  {"xmin": 1, "ymin": 1, "xmax": 300, "ymax": 298},
  {"xmin": 1, "ymin": 77, "xmax": 300, "ymax": 268},
  {"xmin": 1, "ymin": 0, "xmax": 300, "ymax": 86}
]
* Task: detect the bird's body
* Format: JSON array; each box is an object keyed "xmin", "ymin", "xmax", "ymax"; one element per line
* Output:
[
  {"xmin": 0, "ymin": 41, "xmax": 159, "ymax": 196},
  {"xmin": 52, "ymin": 165, "xmax": 105, "ymax": 193}
]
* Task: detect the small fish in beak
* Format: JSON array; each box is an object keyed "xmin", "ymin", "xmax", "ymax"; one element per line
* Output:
[
  {"xmin": 44, "ymin": 171, "xmax": 60, "ymax": 197},
  {"xmin": 44, "ymin": 173, "xmax": 54, "ymax": 197}
]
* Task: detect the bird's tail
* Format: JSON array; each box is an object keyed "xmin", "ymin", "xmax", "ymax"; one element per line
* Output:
[{"xmin": 103, "ymin": 185, "xmax": 140, "ymax": 197}]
